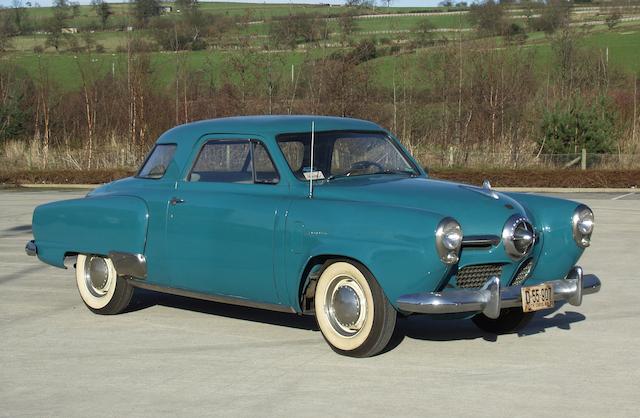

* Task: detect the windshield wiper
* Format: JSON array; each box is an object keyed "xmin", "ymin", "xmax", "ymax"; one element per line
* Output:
[
  {"xmin": 326, "ymin": 169, "xmax": 416, "ymax": 182},
  {"xmin": 372, "ymin": 169, "xmax": 417, "ymax": 176},
  {"xmin": 326, "ymin": 173, "xmax": 352, "ymax": 181}
]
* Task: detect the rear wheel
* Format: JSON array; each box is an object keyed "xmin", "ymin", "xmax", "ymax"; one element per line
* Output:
[
  {"xmin": 75, "ymin": 254, "xmax": 133, "ymax": 315},
  {"xmin": 314, "ymin": 260, "xmax": 396, "ymax": 357},
  {"xmin": 472, "ymin": 307, "xmax": 534, "ymax": 334}
]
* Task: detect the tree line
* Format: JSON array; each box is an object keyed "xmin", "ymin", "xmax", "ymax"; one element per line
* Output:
[
  {"xmin": 1, "ymin": 29, "xmax": 637, "ymax": 170},
  {"xmin": 0, "ymin": 0, "xmax": 638, "ymax": 170}
]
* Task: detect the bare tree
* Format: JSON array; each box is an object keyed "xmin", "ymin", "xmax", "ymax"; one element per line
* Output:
[
  {"xmin": 75, "ymin": 54, "xmax": 101, "ymax": 168},
  {"xmin": 11, "ymin": 0, "xmax": 28, "ymax": 34},
  {"xmin": 529, "ymin": 0, "xmax": 570, "ymax": 35},
  {"xmin": 606, "ymin": 11, "xmax": 623, "ymax": 30},
  {"xmin": 338, "ymin": 11, "xmax": 357, "ymax": 46},
  {"xmin": 0, "ymin": 9, "xmax": 16, "ymax": 51},
  {"xmin": 468, "ymin": 0, "xmax": 506, "ymax": 36},
  {"xmin": 45, "ymin": 0, "xmax": 69, "ymax": 51},
  {"xmin": 33, "ymin": 55, "xmax": 53, "ymax": 167},
  {"xmin": 91, "ymin": 0, "xmax": 113, "ymax": 29}
]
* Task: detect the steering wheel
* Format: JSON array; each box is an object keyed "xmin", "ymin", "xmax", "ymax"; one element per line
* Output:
[{"xmin": 343, "ymin": 160, "xmax": 384, "ymax": 177}]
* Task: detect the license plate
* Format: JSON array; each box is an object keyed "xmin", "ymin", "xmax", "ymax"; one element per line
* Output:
[{"xmin": 521, "ymin": 284, "xmax": 554, "ymax": 312}]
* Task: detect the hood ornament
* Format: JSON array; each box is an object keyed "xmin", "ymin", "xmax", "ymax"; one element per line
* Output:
[{"xmin": 460, "ymin": 180, "xmax": 500, "ymax": 200}]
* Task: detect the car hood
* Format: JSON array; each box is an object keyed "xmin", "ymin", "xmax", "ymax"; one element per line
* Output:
[{"xmin": 314, "ymin": 175, "xmax": 527, "ymax": 236}]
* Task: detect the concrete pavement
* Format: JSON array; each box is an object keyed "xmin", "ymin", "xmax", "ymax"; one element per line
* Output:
[{"xmin": 1, "ymin": 190, "xmax": 638, "ymax": 417}]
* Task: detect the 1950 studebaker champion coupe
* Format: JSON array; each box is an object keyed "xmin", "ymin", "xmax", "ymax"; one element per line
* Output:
[{"xmin": 27, "ymin": 115, "xmax": 601, "ymax": 357}]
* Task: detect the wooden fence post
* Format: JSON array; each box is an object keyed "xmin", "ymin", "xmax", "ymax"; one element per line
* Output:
[{"xmin": 581, "ymin": 148, "xmax": 587, "ymax": 170}]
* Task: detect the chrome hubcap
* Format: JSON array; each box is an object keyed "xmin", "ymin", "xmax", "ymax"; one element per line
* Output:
[
  {"xmin": 325, "ymin": 276, "xmax": 367, "ymax": 337},
  {"xmin": 84, "ymin": 256, "xmax": 111, "ymax": 297}
]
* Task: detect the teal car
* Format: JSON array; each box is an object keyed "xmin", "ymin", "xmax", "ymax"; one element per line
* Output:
[{"xmin": 26, "ymin": 116, "xmax": 601, "ymax": 357}]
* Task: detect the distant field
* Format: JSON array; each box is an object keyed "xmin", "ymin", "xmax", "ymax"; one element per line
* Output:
[
  {"xmin": 366, "ymin": 25, "xmax": 640, "ymax": 89},
  {"xmin": 2, "ymin": 48, "xmax": 335, "ymax": 91},
  {"xmin": 2, "ymin": 2, "xmax": 639, "ymax": 92},
  {"xmin": 14, "ymin": 2, "xmax": 442, "ymax": 24},
  {"xmin": 351, "ymin": 14, "xmax": 472, "ymax": 31},
  {"xmin": 4, "ymin": 25, "xmax": 639, "ymax": 92}
]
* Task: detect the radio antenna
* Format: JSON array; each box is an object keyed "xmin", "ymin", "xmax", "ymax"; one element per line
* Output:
[{"xmin": 309, "ymin": 121, "xmax": 315, "ymax": 199}]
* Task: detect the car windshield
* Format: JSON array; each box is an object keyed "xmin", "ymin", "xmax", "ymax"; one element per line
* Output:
[
  {"xmin": 276, "ymin": 131, "xmax": 418, "ymax": 181},
  {"xmin": 137, "ymin": 144, "xmax": 177, "ymax": 179}
]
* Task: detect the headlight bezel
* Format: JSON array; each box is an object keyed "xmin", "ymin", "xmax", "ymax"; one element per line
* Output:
[
  {"xmin": 502, "ymin": 215, "xmax": 536, "ymax": 260},
  {"xmin": 436, "ymin": 217, "xmax": 463, "ymax": 264},
  {"xmin": 572, "ymin": 204, "xmax": 594, "ymax": 248}
]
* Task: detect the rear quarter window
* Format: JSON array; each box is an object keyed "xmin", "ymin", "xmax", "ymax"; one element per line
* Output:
[{"xmin": 137, "ymin": 144, "xmax": 177, "ymax": 179}]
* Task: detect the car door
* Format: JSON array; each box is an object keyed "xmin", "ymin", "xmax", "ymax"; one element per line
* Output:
[{"xmin": 164, "ymin": 136, "xmax": 288, "ymax": 305}]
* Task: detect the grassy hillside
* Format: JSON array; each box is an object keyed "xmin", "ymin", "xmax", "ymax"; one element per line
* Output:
[
  {"xmin": 1, "ymin": 2, "xmax": 639, "ymax": 92},
  {"xmin": 4, "ymin": 26, "xmax": 640, "ymax": 93}
]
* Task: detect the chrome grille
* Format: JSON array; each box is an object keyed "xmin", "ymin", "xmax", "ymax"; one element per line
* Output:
[
  {"xmin": 456, "ymin": 264, "xmax": 503, "ymax": 289},
  {"xmin": 511, "ymin": 259, "xmax": 533, "ymax": 286}
]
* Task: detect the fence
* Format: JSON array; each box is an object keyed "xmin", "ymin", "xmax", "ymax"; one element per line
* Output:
[
  {"xmin": 1, "ymin": 140, "xmax": 639, "ymax": 171},
  {"xmin": 416, "ymin": 148, "xmax": 640, "ymax": 170}
]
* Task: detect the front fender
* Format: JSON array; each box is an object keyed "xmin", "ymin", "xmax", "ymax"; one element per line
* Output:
[
  {"xmin": 32, "ymin": 195, "xmax": 149, "ymax": 268},
  {"xmin": 284, "ymin": 199, "xmax": 449, "ymax": 310},
  {"xmin": 505, "ymin": 192, "xmax": 585, "ymax": 283}
]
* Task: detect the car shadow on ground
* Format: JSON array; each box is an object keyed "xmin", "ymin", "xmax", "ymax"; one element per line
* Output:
[
  {"xmin": 384, "ymin": 308, "xmax": 586, "ymax": 353},
  {"xmin": 127, "ymin": 288, "xmax": 318, "ymax": 331},
  {"xmin": 128, "ymin": 288, "xmax": 587, "ymax": 347},
  {"xmin": 1, "ymin": 224, "xmax": 32, "ymax": 238}
]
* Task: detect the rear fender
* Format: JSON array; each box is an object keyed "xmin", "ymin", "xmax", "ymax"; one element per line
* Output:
[{"xmin": 32, "ymin": 195, "xmax": 149, "ymax": 268}]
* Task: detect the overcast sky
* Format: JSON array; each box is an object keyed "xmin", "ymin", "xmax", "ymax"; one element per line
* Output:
[{"xmin": 0, "ymin": 0, "xmax": 443, "ymax": 9}]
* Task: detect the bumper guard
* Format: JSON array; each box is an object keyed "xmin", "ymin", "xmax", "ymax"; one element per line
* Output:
[
  {"xmin": 396, "ymin": 266, "xmax": 600, "ymax": 319},
  {"xmin": 25, "ymin": 240, "xmax": 37, "ymax": 256}
]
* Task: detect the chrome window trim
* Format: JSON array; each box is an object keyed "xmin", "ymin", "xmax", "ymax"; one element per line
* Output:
[
  {"xmin": 135, "ymin": 143, "xmax": 178, "ymax": 180},
  {"xmin": 275, "ymin": 130, "xmax": 421, "ymax": 182}
]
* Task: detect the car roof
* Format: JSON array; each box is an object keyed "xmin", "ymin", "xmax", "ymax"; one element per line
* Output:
[{"xmin": 156, "ymin": 115, "xmax": 385, "ymax": 145}]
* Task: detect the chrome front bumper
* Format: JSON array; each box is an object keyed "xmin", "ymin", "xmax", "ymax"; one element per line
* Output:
[{"xmin": 396, "ymin": 266, "xmax": 600, "ymax": 319}]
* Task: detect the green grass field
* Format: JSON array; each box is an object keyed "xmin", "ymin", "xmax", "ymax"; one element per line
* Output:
[
  {"xmin": 1, "ymin": 47, "xmax": 337, "ymax": 91},
  {"xmin": 2, "ymin": 2, "xmax": 639, "ymax": 92},
  {"xmin": 365, "ymin": 26, "xmax": 640, "ymax": 89}
]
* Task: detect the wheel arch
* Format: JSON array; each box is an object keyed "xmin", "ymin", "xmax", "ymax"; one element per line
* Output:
[{"xmin": 297, "ymin": 254, "xmax": 377, "ymax": 314}]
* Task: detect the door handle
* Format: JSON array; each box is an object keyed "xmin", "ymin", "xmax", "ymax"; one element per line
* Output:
[{"xmin": 170, "ymin": 197, "xmax": 185, "ymax": 205}]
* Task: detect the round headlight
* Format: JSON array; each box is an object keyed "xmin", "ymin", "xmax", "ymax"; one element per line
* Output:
[
  {"xmin": 572, "ymin": 205, "xmax": 594, "ymax": 248},
  {"xmin": 436, "ymin": 218, "xmax": 463, "ymax": 264},
  {"xmin": 502, "ymin": 215, "xmax": 535, "ymax": 260},
  {"xmin": 443, "ymin": 229, "xmax": 462, "ymax": 250}
]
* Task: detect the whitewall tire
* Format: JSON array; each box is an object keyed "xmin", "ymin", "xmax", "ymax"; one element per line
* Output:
[
  {"xmin": 75, "ymin": 254, "xmax": 133, "ymax": 315},
  {"xmin": 314, "ymin": 260, "xmax": 397, "ymax": 357}
]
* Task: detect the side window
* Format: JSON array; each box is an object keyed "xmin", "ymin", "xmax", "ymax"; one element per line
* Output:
[
  {"xmin": 253, "ymin": 142, "xmax": 280, "ymax": 184},
  {"xmin": 137, "ymin": 144, "xmax": 177, "ymax": 179},
  {"xmin": 189, "ymin": 140, "xmax": 279, "ymax": 184},
  {"xmin": 278, "ymin": 141, "xmax": 304, "ymax": 172}
]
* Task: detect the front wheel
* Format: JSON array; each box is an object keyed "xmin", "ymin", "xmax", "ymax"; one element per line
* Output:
[
  {"xmin": 472, "ymin": 307, "xmax": 534, "ymax": 334},
  {"xmin": 314, "ymin": 260, "xmax": 397, "ymax": 357},
  {"xmin": 75, "ymin": 254, "xmax": 133, "ymax": 315}
]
